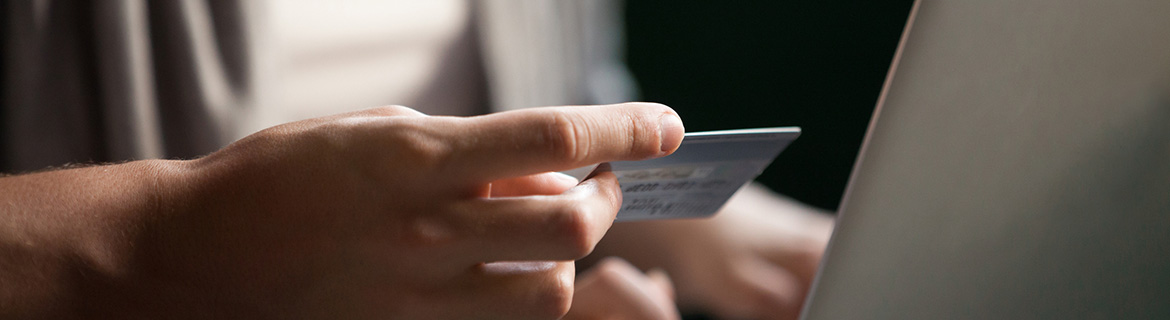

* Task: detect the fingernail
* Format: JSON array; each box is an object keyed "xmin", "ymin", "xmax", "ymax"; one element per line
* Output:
[{"xmin": 659, "ymin": 114, "xmax": 684, "ymax": 153}]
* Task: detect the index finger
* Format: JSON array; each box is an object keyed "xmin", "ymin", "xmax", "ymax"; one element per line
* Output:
[{"xmin": 443, "ymin": 103, "xmax": 684, "ymax": 184}]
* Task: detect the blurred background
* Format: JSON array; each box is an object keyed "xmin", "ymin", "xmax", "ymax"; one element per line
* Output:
[
  {"xmin": 2, "ymin": 0, "xmax": 913, "ymax": 211},
  {"xmin": 625, "ymin": 1, "xmax": 913, "ymax": 211},
  {"xmin": 1, "ymin": 1, "xmax": 913, "ymax": 318}
]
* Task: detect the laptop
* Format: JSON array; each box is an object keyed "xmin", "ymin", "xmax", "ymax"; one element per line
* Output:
[{"xmin": 801, "ymin": 0, "xmax": 1170, "ymax": 319}]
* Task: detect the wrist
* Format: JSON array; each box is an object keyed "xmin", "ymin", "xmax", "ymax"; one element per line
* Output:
[
  {"xmin": 86, "ymin": 159, "xmax": 196, "ymax": 269},
  {"xmin": 72, "ymin": 157, "xmax": 250, "ymax": 318},
  {"xmin": 0, "ymin": 158, "xmax": 203, "ymax": 318}
]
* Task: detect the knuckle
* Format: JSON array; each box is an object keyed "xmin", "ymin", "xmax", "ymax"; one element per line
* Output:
[
  {"xmin": 544, "ymin": 111, "xmax": 590, "ymax": 164},
  {"xmin": 793, "ymin": 243, "xmax": 828, "ymax": 276},
  {"xmin": 383, "ymin": 119, "xmax": 452, "ymax": 170},
  {"xmin": 396, "ymin": 215, "xmax": 457, "ymax": 251},
  {"xmin": 369, "ymin": 105, "xmax": 402, "ymax": 115},
  {"xmin": 625, "ymin": 109, "xmax": 661, "ymax": 159},
  {"xmin": 367, "ymin": 104, "xmax": 422, "ymax": 117}
]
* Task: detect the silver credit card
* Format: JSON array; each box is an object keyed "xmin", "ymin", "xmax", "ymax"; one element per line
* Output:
[{"xmin": 564, "ymin": 127, "xmax": 800, "ymax": 221}]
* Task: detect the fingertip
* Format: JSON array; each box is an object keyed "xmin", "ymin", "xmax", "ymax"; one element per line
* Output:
[
  {"xmin": 621, "ymin": 102, "xmax": 685, "ymax": 156},
  {"xmin": 595, "ymin": 256, "xmax": 638, "ymax": 272},
  {"xmin": 488, "ymin": 172, "xmax": 579, "ymax": 197},
  {"xmin": 577, "ymin": 166, "xmax": 621, "ymax": 221},
  {"xmin": 545, "ymin": 172, "xmax": 580, "ymax": 192},
  {"xmin": 646, "ymin": 268, "xmax": 676, "ymax": 301}
]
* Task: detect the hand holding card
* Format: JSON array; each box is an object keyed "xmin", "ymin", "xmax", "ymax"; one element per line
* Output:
[{"xmin": 566, "ymin": 127, "xmax": 800, "ymax": 221}]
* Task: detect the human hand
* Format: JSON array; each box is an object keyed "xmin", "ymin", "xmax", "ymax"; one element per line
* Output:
[
  {"xmin": 589, "ymin": 183, "xmax": 834, "ymax": 320},
  {"xmin": 87, "ymin": 103, "xmax": 684, "ymax": 319},
  {"xmin": 565, "ymin": 257, "xmax": 680, "ymax": 320}
]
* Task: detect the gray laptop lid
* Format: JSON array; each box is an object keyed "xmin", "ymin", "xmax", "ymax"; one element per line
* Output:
[{"xmin": 802, "ymin": 1, "xmax": 1170, "ymax": 319}]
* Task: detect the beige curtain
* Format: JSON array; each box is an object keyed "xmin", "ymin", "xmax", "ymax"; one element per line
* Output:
[{"xmin": 1, "ymin": 0, "xmax": 631, "ymax": 173}]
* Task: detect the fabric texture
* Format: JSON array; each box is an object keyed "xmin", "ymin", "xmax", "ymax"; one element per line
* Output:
[{"xmin": 1, "ymin": 0, "xmax": 633, "ymax": 173}]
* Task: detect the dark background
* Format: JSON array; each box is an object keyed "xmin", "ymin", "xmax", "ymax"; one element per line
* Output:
[{"xmin": 624, "ymin": 1, "xmax": 914, "ymax": 211}]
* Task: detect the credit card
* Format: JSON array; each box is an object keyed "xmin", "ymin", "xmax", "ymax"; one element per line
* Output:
[{"xmin": 564, "ymin": 127, "xmax": 800, "ymax": 221}]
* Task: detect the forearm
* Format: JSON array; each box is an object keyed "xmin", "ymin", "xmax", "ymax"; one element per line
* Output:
[{"xmin": 0, "ymin": 159, "xmax": 190, "ymax": 318}]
